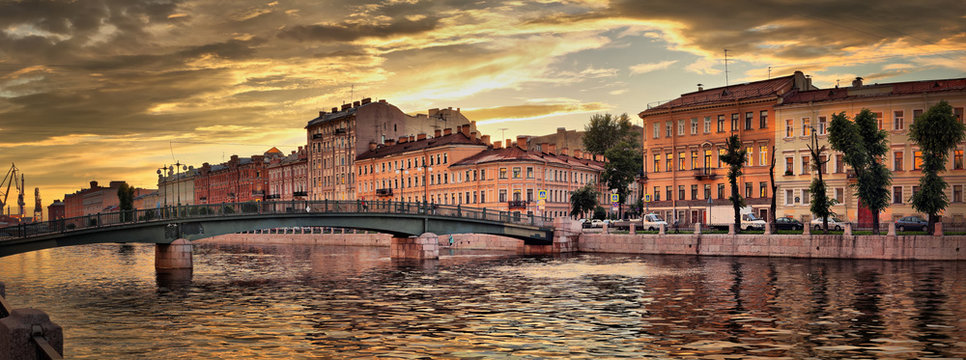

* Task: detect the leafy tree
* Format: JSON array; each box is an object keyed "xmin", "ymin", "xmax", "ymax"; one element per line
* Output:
[
  {"xmin": 569, "ymin": 183, "xmax": 599, "ymax": 219},
  {"xmin": 592, "ymin": 206, "xmax": 606, "ymax": 220},
  {"xmin": 602, "ymin": 140, "xmax": 643, "ymax": 219},
  {"xmin": 828, "ymin": 109, "xmax": 891, "ymax": 234},
  {"xmin": 719, "ymin": 135, "xmax": 747, "ymax": 231},
  {"xmin": 909, "ymin": 101, "xmax": 966, "ymax": 234},
  {"xmin": 583, "ymin": 113, "xmax": 639, "ymax": 155},
  {"xmin": 117, "ymin": 182, "xmax": 135, "ymax": 222},
  {"xmin": 807, "ymin": 130, "xmax": 835, "ymax": 233}
]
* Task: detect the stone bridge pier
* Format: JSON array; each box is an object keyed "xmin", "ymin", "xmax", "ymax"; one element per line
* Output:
[
  {"xmin": 155, "ymin": 239, "xmax": 193, "ymax": 270},
  {"xmin": 525, "ymin": 217, "xmax": 579, "ymax": 255}
]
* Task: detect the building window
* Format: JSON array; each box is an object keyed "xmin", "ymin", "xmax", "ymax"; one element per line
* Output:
[
  {"xmin": 785, "ymin": 119, "xmax": 793, "ymax": 138},
  {"xmin": 653, "ymin": 122, "xmax": 660, "ymax": 139},
  {"xmin": 704, "ymin": 184, "xmax": 712, "ymax": 199},
  {"xmin": 718, "ymin": 148, "xmax": 726, "ymax": 168},
  {"xmin": 913, "ymin": 109, "xmax": 923, "ymax": 120},
  {"xmin": 955, "ymin": 107, "xmax": 964, "ymax": 123},
  {"xmin": 717, "ymin": 115, "xmax": 725, "ymax": 132},
  {"xmin": 704, "ymin": 150, "xmax": 713, "ymax": 169},
  {"xmin": 653, "ymin": 154, "xmax": 661, "ymax": 172},
  {"xmin": 526, "ymin": 167, "xmax": 533, "ymax": 178},
  {"xmin": 894, "ymin": 111, "xmax": 904, "ymax": 130},
  {"xmin": 818, "ymin": 116, "xmax": 827, "ymax": 135},
  {"xmin": 691, "ymin": 185, "xmax": 698, "ymax": 200},
  {"xmin": 666, "ymin": 186, "xmax": 672, "ymax": 202},
  {"xmin": 802, "ymin": 118, "xmax": 811, "ymax": 136},
  {"xmin": 836, "ymin": 154, "xmax": 844, "ymax": 173},
  {"xmin": 744, "ymin": 182, "xmax": 752, "ymax": 198},
  {"xmin": 480, "ymin": 170, "xmax": 486, "ymax": 180},
  {"xmin": 527, "ymin": 189, "xmax": 533, "ymax": 202},
  {"xmin": 718, "ymin": 184, "xmax": 725, "ymax": 199},
  {"xmin": 691, "ymin": 118, "xmax": 698, "ymax": 135},
  {"xmin": 785, "ymin": 189, "xmax": 794, "ymax": 205},
  {"xmin": 731, "ymin": 113, "xmax": 739, "ymax": 131},
  {"xmin": 666, "ymin": 153, "xmax": 672, "ymax": 172},
  {"xmin": 819, "ymin": 155, "xmax": 827, "ymax": 174},
  {"xmin": 746, "ymin": 146, "xmax": 753, "ymax": 165},
  {"xmin": 785, "ymin": 157, "xmax": 794, "ymax": 174},
  {"xmin": 665, "ymin": 121, "xmax": 672, "ymax": 137},
  {"xmin": 873, "ymin": 112, "xmax": 883, "ymax": 130},
  {"xmin": 678, "ymin": 119, "xmax": 685, "ymax": 136},
  {"xmin": 955, "ymin": 150, "xmax": 963, "ymax": 170},
  {"xmin": 835, "ymin": 188, "xmax": 844, "ymax": 203},
  {"xmin": 759, "ymin": 182, "xmax": 767, "ymax": 198},
  {"xmin": 512, "ymin": 167, "xmax": 521, "ymax": 179},
  {"xmin": 954, "ymin": 185, "xmax": 963, "ymax": 203},
  {"xmin": 759, "ymin": 146, "xmax": 768, "ymax": 166},
  {"xmin": 802, "ymin": 155, "xmax": 810, "ymax": 175},
  {"xmin": 678, "ymin": 152, "xmax": 686, "ymax": 170},
  {"xmin": 802, "ymin": 189, "xmax": 810, "ymax": 205},
  {"xmin": 499, "ymin": 189, "xmax": 507, "ymax": 202},
  {"xmin": 893, "ymin": 186, "xmax": 903, "ymax": 204},
  {"xmin": 654, "ymin": 186, "xmax": 660, "ymax": 201},
  {"xmin": 745, "ymin": 112, "xmax": 753, "ymax": 130},
  {"xmin": 691, "ymin": 151, "xmax": 698, "ymax": 169},
  {"xmin": 759, "ymin": 110, "xmax": 768, "ymax": 129},
  {"xmin": 480, "ymin": 191, "xmax": 485, "ymax": 203},
  {"xmin": 704, "ymin": 117, "xmax": 711, "ymax": 133},
  {"xmin": 499, "ymin": 168, "xmax": 507, "ymax": 179},
  {"xmin": 443, "ymin": 153, "xmax": 448, "ymax": 164},
  {"xmin": 914, "ymin": 151, "xmax": 922, "ymax": 170},
  {"xmin": 894, "ymin": 151, "xmax": 904, "ymax": 171},
  {"xmin": 679, "ymin": 185, "xmax": 686, "ymax": 200}
]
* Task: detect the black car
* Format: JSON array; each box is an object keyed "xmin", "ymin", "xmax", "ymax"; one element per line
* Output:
[
  {"xmin": 895, "ymin": 216, "xmax": 928, "ymax": 231},
  {"xmin": 774, "ymin": 217, "xmax": 804, "ymax": 230}
]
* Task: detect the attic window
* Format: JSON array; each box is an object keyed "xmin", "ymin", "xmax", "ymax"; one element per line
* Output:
[
  {"xmin": 934, "ymin": 81, "xmax": 941, "ymax": 88},
  {"xmin": 721, "ymin": 89, "xmax": 729, "ymax": 96},
  {"xmin": 828, "ymin": 90, "xmax": 835, "ymax": 96}
]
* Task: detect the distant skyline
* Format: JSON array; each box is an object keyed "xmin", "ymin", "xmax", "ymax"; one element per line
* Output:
[{"xmin": 2, "ymin": 0, "xmax": 965, "ymax": 217}]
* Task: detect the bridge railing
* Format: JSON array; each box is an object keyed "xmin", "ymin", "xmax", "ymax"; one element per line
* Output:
[{"xmin": 0, "ymin": 201, "xmax": 553, "ymax": 240}]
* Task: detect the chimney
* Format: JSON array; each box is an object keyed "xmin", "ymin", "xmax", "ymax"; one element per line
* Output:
[
  {"xmin": 361, "ymin": 97, "xmax": 371, "ymax": 105},
  {"xmin": 90, "ymin": 180, "xmax": 98, "ymax": 188},
  {"xmin": 561, "ymin": 148, "xmax": 569, "ymax": 156},
  {"xmin": 481, "ymin": 134, "xmax": 491, "ymax": 145},
  {"xmin": 319, "ymin": 111, "xmax": 325, "ymax": 117},
  {"xmin": 505, "ymin": 139, "xmax": 512, "ymax": 148},
  {"xmin": 460, "ymin": 124, "xmax": 470, "ymax": 135},
  {"xmin": 379, "ymin": 99, "xmax": 386, "ymax": 103},
  {"xmin": 353, "ymin": 100, "xmax": 360, "ymax": 107},
  {"xmin": 493, "ymin": 141, "xmax": 502, "ymax": 149},
  {"xmin": 385, "ymin": 138, "xmax": 395, "ymax": 146},
  {"xmin": 331, "ymin": 107, "xmax": 338, "ymax": 113},
  {"xmin": 444, "ymin": 128, "xmax": 453, "ymax": 135},
  {"xmin": 398, "ymin": 136, "xmax": 408, "ymax": 144},
  {"xmin": 852, "ymin": 76, "xmax": 863, "ymax": 87},
  {"xmin": 409, "ymin": 135, "xmax": 415, "ymax": 142},
  {"xmin": 230, "ymin": 154, "xmax": 239, "ymax": 161},
  {"xmin": 341, "ymin": 103, "xmax": 351, "ymax": 111},
  {"xmin": 594, "ymin": 154, "xmax": 603, "ymax": 162},
  {"xmin": 470, "ymin": 131, "xmax": 478, "ymax": 141},
  {"xmin": 417, "ymin": 133, "xmax": 427, "ymax": 140},
  {"xmin": 434, "ymin": 129, "xmax": 442, "ymax": 137},
  {"xmin": 369, "ymin": 142, "xmax": 378, "ymax": 151},
  {"xmin": 547, "ymin": 143, "xmax": 557, "ymax": 154},
  {"xmin": 574, "ymin": 149, "xmax": 583, "ymax": 159},
  {"xmin": 697, "ymin": 83, "xmax": 704, "ymax": 91},
  {"xmin": 516, "ymin": 135, "xmax": 527, "ymax": 150}
]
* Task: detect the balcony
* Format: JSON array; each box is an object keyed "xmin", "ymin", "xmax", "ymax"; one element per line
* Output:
[
  {"xmin": 375, "ymin": 188, "xmax": 393, "ymax": 196},
  {"xmin": 292, "ymin": 191, "xmax": 308, "ymax": 197},
  {"xmin": 252, "ymin": 190, "xmax": 265, "ymax": 196},
  {"xmin": 508, "ymin": 200, "xmax": 528, "ymax": 210},
  {"xmin": 265, "ymin": 194, "xmax": 281, "ymax": 200},
  {"xmin": 312, "ymin": 133, "xmax": 323, "ymax": 139},
  {"xmin": 693, "ymin": 167, "xmax": 718, "ymax": 180},
  {"xmin": 334, "ymin": 128, "xmax": 347, "ymax": 135}
]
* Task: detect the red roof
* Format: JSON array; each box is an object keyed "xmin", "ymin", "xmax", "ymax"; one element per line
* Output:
[
  {"xmin": 641, "ymin": 74, "xmax": 800, "ymax": 116},
  {"xmin": 781, "ymin": 78, "xmax": 966, "ymax": 105},
  {"xmin": 450, "ymin": 146, "xmax": 604, "ymax": 171},
  {"xmin": 356, "ymin": 132, "xmax": 486, "ymax": 160}
]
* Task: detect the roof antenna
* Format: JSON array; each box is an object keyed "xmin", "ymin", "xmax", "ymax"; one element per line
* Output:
[
  {"xmin": 723, "ymin": 49, "xmax": 730, "ymax": 87},
  {"xmin": 767, "ymin": 66, "xmax": 772, "ymax": 79}
]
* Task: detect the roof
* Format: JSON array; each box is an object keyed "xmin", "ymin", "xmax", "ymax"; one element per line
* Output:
[
  {"xmin": 305, "ymin": 102, "xmax": 374, "ymax": 128},
  {"xmin": 641, "ymin": 74, "xmax": 800, "ymax": 116},
  {"xmin": 265, "ymin": 147, "xmax": 283, "ymax": 155},
  {"xmin": 781, "ymin": 77, "xmax": 966, "ymax": 105},
  {"xmin": 356, "ymin": 131, "xmax": 487, "ymax": 160},
  {"xmin": 450, "ymin": 146, "xmax": 605, "ymax": 171}
]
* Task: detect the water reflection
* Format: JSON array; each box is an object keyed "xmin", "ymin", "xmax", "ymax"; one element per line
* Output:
[{"xmin": 1, "ymin": 244, "xmax": 966, "ymax": 358}]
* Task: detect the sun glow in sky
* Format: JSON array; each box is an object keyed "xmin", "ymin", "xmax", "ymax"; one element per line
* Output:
[{"xmin": 1, "ymin": 0, "xmax": 964, "ymax": 216}]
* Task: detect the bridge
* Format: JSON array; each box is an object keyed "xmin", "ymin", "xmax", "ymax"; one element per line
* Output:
[{"xmin": 0, "ymin": 200, "xmax": 557, "ymax": 259}]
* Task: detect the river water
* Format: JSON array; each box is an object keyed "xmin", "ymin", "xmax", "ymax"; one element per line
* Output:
[{"xmin": 1, "ymin": 242, "xmax": 966, "ymax": 359}]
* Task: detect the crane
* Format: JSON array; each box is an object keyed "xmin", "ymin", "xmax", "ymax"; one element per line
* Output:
[{"xmin": 1, "ymin": 163, "xmax": 25, "ymax": 218}]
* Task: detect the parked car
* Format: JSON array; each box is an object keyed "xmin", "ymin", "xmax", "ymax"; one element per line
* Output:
[
  {"xmin": 810, "ymin": 216, "xmax": 847, "ymax": 231},
  {"xmin": 895, "ymin": 216, "xmax": 928, "ymax": 232},
  {"xmin": 774, "ymin": 217, "xmax": 804, "ymax": 230},
  {"xmin": 590, "ymin": 219, "xmax": 610, "ymax": 228}
]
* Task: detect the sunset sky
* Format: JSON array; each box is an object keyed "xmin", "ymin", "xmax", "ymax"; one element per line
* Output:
[{"xmin": 1, "ymin": 0, "xmax": 965, "ymax": 217}]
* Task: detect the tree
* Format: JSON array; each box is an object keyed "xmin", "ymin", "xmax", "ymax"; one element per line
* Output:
[
  {"xmin": 909, "ymin": 101, "xmax": 966, "ymax": 234},
  {"xmin": 828, "ymin": 109, "xmax": 891, "ymax": 234},
  {"xmin": 583, "ymin": 113, "xmax": 639, "ymax": 155},
  {"xmin": 592, "ymin": 206, "xmax": 606, "ymax": 220},
  {"xmin": 768, "ymin": 145, "xmax": 778, "ymax": 233},
  {"xmin": 807, "ymin": 130, "xmax": 835, "ymax": 233},
  {"xmin": 117, "ymin": 182, "xmax": 135, "ymax": 222},
  {"xmin": 719, "ymin": 135, "xmax": 747, "ymax": 231},
  {"xmin": 602, "ymin": 140, "xmax": 643, "ymax": 219},
  {"xmin": 569, "ymin": 183, "xmax": 600, "ymax": 219}
]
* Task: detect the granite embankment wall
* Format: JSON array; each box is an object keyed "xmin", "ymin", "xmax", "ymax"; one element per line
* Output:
[
  {"xmin": 579, "ymin": 233, "xmax": 966, "ymax": 260},
  {"xmin": 198, "ymin": 233, "xmax": 525, "ymax": 250}
]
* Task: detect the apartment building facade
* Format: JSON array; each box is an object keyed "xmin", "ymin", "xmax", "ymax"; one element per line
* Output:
[
  {"xmin": 637, "ymin": 71, "xmax": 815, "ymax": 225},
  {"xmin": 305, "ymin": 98, "xmax": 475, "ymax": 201},
  {"xmin": 267, "ymin": 147, "xmax": 309, "ymax": 202},
  {"xmin": 775, "ymin": 77, "xmax": 966, "ymax": 225}
]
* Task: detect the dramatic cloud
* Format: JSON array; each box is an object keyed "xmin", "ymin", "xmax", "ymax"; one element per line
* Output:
[{"xmin": 630, "ymin": 60, "xmax": 677, "ymax": 74}]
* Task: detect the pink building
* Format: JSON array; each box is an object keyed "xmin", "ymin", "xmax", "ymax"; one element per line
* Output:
[{"xmin": 267, "ymin": 147, "xmax": 309, "ymax": 201}]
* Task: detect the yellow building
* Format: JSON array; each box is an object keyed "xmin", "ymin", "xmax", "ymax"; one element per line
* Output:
[{"xmin": 775, "ymin": 77, "xmax": 966, "ymax": 226}]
